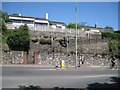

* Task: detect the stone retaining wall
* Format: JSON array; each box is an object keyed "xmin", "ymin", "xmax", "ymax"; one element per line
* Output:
[
  {"xmin": 2, "ymin": 50, "xmax": 24, "ymax": 64},
  {"xmin": 2, "ymin": 49, "xmax": 111, "ymax": 66},
  {"xmin": 1, "ymin": 30, "xmax": 110, "ymax": 66}
]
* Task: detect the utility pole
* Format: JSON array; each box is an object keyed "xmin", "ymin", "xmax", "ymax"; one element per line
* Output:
[
  {"xmin": 66, "ymin": 36, "xmax": 68, "ymax": 68},
  {"xmin": 75, "ymin": 1, "xmax": 78, "ymax": 68}
]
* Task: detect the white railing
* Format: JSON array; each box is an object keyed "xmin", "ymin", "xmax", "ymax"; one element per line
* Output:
[
  {"xmin": 6, "ymin": 24, "xmax": 86, "ymax": 37},
  {"xmin": 30, "ymin": 26, "xmax": 83, "ymax": 33}
]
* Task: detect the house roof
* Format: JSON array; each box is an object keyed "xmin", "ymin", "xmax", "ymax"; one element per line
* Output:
[
  {"xmin": 9, "ymin": 15, "xmax": 48, "ymax": 20},
  {"xmin": 35, "ymin": 17, "xmax": 48, "ymax": 20},
  {"xmin": 9, "ymin": 15, "xmax": 34, "ymax": 19},
  {"xmin": 82, "ymin": 26, "xmax": 103, "ymax": 29},
  {"xmin": 49, "ymin": 21, "xmax": 66, "ymax": 25}
]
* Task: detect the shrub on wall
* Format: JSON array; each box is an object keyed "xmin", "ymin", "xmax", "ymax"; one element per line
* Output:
[
  {"xmin": 43, "ymin": 35, "xmax": 49, "ymax": 38},
  {"xmin": 39, "ymin": 37, "xmax": 51, "ymax": 45},
  {"xmin": 39, "ymin": 38, "xmax": 46, "ymax": 45},
  {"xmin": 7, "ymin": 24, "xmax": 30, "ymax": 51},
  {"xmin": 46, "ymin": 38, "xmax": 51, "ymax": 45}
]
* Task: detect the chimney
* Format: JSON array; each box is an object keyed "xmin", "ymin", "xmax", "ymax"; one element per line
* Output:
[
  {"xmin": 45, "ymin": 13, "xmax": 48, "ymax": 19},
  {"xmin": 95, "ymin": 22, "xmax": 98, "ymax": 28}
]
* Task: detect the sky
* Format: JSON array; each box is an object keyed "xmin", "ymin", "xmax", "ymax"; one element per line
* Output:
[{"xmin": 2, "ymin": 2, "xmax": 119, "ymax": 30}]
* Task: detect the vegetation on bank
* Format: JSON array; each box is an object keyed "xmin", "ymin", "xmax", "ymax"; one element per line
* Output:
[
  {"xmin": 104, "ymin": 26, "xmax": 114, "ymax": 30},
  {"xmin": 101, "ymin": 31, "xmax": 120, "ymax": 58},
  {"xmin": 66, "ymin": 23, "xmax": 114, "ymax": 32}
]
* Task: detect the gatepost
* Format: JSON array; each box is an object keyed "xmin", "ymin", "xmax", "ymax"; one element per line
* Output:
[{"xmin": 33, "ymin": 50, "xmax": 37, "ymax": 64}]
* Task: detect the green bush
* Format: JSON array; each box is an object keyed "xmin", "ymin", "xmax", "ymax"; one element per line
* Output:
[{"xmin": 6, "ymin": 24, "xmax": 30, "ymax": 51}]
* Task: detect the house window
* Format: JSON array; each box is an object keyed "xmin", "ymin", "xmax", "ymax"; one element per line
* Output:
[
  {"xmin": 57, "ymin": 26, "xmax": 62, "ymax": 28},
  {"xmin": 12, "ymin": 20, "xmax": 21, "ymax": 23},
  {"xmin": 35, "ymin": 22, "xmax": 48, "ymax": 26},
  {"xmin": 22, "ymin": 20, "xmax": 33, "ymax": 24}
]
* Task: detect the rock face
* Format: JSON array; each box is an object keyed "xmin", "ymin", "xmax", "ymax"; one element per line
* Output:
[{"xmin": 1, "ymin": 31, "xmax": 110, "ymax": 66}]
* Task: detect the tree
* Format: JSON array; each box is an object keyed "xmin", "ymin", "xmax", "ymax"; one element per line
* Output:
[
  {"xmin": 66, "ymin": 23, "xmax": 81, "ymax": 29},
  {"xmin": 0, "ymin": 11, "xmax": 12, "ymax": 23},
  {"xmin": 7, "ymin": 24, "xmax": 30, "ymax": 51},
  {"xmin": 0, "ymin": 11, "xmax": 12, "ymax": 33},
  {"xmin": 0, "ymin": 18, "xmax": 7, "ymax": 32},
  {"xmin": 12, "ymin": 13, "xmax": 19, "ymax": 16},
  {"xmin": 104, "ymin": 26, "xmax": 113, "ymax": 30},
  {"xmin": 114, "ymin": 30, "xmax": 120, "ymax": 34},
  {"xmin": 84, "ymin": 28, "xmax": 90, "ymax": 31},
  {"xmin": 79, "ymin": 22, "xmax": 87, "ymax": 27}
]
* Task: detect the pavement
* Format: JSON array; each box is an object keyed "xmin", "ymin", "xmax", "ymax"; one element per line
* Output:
[
  {"xmin": 1, "ymin": 64, "xmax": 120, "ymax": 71},
  {"xmin": 1, "ymin": 64, "xmax": 109, "ymax": 68}
]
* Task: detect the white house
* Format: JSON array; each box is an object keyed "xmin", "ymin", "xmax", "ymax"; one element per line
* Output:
[
  {"xmin": 82, "ymin": 23, "xmax": 103, "ymax": 36},
  {"xmin": 8, "ymin": 13, "xmax": 66, "ymax": 30},
  {"xmin": 49, "ymin": 21, "xmax": 66, "ymax": 29}
]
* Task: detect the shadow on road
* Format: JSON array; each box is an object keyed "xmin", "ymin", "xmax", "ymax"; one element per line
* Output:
[
  {"xmin": 87, "ymin": 77, "xmax": 120, "ymax": 90},
  {"xmin": 2, "ymin": 77, "xmax": 120, "ymax": 90}
]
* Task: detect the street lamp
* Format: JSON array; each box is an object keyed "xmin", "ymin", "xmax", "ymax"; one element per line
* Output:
[{"xmin": 75, "ymin": 1, "xmax": 78, "ymax": 68}]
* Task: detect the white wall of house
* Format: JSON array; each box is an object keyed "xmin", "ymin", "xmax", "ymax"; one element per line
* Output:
[
  {"xmin": 62, "ymin": 26, "xmax": 65, "ymax": 29},
  {"xmin": 9, "ymin": 16, "xmax": 23, "ymax": 20},
  {"xmin": 56, "ymin": 24, "xmax": 62, "ymax": 27},
  {"xmin": 26, "ymin": 23, "xmax": 34, "ymax": 26},
  {"xmin": 50, "ymin": 24, "xmax": 65, "ymax": 29},
  {"xmin": 51, "ymin": 25, "xmax": 56, "ymax": 29},
  {"xmin": 35, "ymin": 20, "xmax": 48, "ymax": 24},
  {"xmin": 12, "ymin": 22, "xmax": 34, "ymax": 26},
  {"xmin": 81, "ymin": 28, "xmax": 85, "ymax": 30},
  {"xmin": 90, "ymin": 29, "xmax": 101, "ymax": 34},
  {"xmin": 12, "ymin": 23, "xmax": 24, "ymax": 29},
  {"xmin": 9, "ymin": 16, "xmax": 34, "ymax": 21},
  {"xmin": 22, "ymin": 18, "xmax": 34, "ymax": 21},
  {"xmin": 85, "ymin": 29, "xmax": 101, "ymax": 37},
  {"xmin": 56, "ymin": 24, "xmax": 66, "ymax": 29},
  {"xmin": 12, "ymin": 22, "xmax": 23, "ymax": 25}
]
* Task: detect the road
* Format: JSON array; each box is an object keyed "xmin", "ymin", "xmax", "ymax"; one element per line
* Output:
[{"xmin": 1, "ymin": 66, "xmax": 119, "ymax": 89}]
